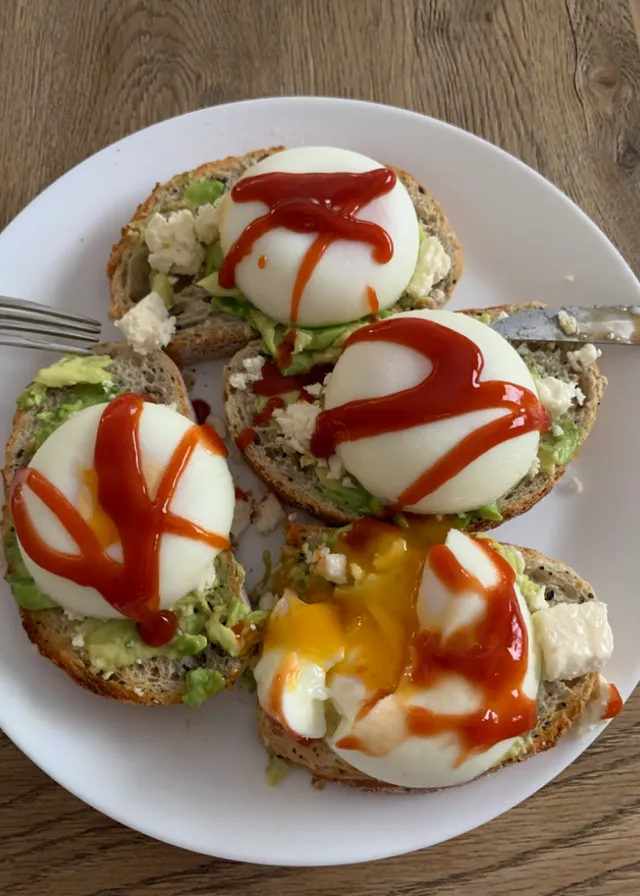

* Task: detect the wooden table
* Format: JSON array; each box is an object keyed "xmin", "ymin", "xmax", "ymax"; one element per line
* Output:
[{"xmin": 1, "ymin": 1, "xmax": 640, "ymax": 893}]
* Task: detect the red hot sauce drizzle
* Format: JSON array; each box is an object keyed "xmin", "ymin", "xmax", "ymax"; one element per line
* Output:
[
  {"xmin": 311, "ymin": 317, "xmax": 550, "ymax": 510},
  {"xmin": 334, "ymin": 521, "xmax": 537, "ymax": 761},
  {"xmin": 218, "ymin": 169, "xmax": 397, "ymax": 324},
  {"xmin": 11, "ymin": 393, "xmax": 230, "ymax": 647}
]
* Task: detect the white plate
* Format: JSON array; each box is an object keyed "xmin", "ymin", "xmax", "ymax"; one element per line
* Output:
[{"xmin": 0, "ymin": 98, "xmax": 638, "ymax": 867}]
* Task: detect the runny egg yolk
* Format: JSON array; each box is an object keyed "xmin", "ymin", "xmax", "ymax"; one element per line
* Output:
[
  {"xmin": 266, "ymin": 519, "xmax": 451, "ymax": 695},
  {"xmin": 77, "ymin": 467, "xmax": 119, "ymax": 550}
]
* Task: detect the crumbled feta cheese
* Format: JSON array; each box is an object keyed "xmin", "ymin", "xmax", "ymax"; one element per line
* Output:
[
  {"xmin": 566, "ymin": 475, "xmax": 583, "ymax": 493},
  {"xmin": 145, "ymin": 209, "xmax": 204, "ymax": 275},
  {"xmin": 258, "ymin": 591, "xmax": 278, "ymax": 611},
  {"xmin": 195, "ymin": 562, "xmax": 217, "ymax": 596},
  {"xmin": 304, "ymin": 382, "xmax": 323, "ymax": 397},
  {"xmin": 574, "ymin": 385, "xmax": 585, "ymax": 406},
  {"xmin": 533, "ymin": 601, "xmax": 613, "ymax": 680},
  {"xmin": 194, "ymin": 200, "xmax": 221, "ymax": 244},
  {"xmin": 228, "ymin": 356, "xmax": 266, "ymax": 390},
  {"xmin": 528, "ymin": 455, "xmax": 540, "ymax": 478},
  {"xmin": 494, "ymin": 310, "xmax": 509, "ymax": 321},
  {"xmin": 315, "ymin": 550, "xmax": 348, "ymax": 585},
  {"xmin": 255, "ymin": 493, "xmax": 285, "ymax": 534},
  {"xmin": 71, "ymin": 633, "xmax": 85, "ymax": 648},
  {"xmin": 567, "ymin": 343, "xmax": 601, "ymax": 372},
  {"xmin": 551, "ymin": 423, "xmax": 564, "ymax": 438},
  {"xmin": 557, "ymin": 310, "xmax": 579, "ymax": 336},
  {"xmin": 115, "ymin": 291, "xmax": 176, "ymax": 354},
  {"xmin": 406, "ymin": 236, "xmax": 451, "ymax": 299},
  {"xmin": 136, "ymin": 658, "xmax": 143, "ymax": 665},
  {"xmin": 273, "ymin": 401, "xmax": 321, "ymax": 454},
  {"xmin": 231, "ymin": 498, "xmax": 253, "ymax": 540},
  {"xmin": 133, "ymin": 687, "xmax": 144, "ymax": 697},
  {"xmin": 206, "ymin": 413, "xmax": 227, "ymax": 440},
  {"xmin": 535, "ymin": 376, "xmax": 577, "ymax": 419},
  {"xmin": 326, "ymin": 454, "xmax": 344, "ymax": 481}
]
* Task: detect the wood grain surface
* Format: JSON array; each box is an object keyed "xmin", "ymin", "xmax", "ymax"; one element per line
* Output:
[{"xmin": 1, "ymin": 1, "xmax": 640, "ymax": 893}]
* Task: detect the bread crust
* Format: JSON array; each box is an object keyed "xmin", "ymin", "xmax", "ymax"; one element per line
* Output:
[
  {"xmin": 223, "ymin": 305, "xmax": 606, "ymax": 528},
  {"xmin": 256, "ymin": 527, "xmax": 601, "ymax": 792},
  {"xmin": 108, "ymin": 148, "xmax": 463, "ymax": 367},
  {"xmin": 2, "ymin": 344, "xmax": 248, "ymax": 705}
]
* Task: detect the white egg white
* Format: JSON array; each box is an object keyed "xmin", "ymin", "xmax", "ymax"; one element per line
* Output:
[
  {"xmin": 323, "ymin": 309, "xmax": 541, "ymax": 514},
  {"xmin": 327, "ymin": 530, "xmax": 541, "ymax": 788},
  {"xmin": 218, "ymin": 146, "xmax": 420, "ymax": 327},
  {"xmin": 17, "ymin": 402, "xmax": 235, "ymax": 619},
  {"xmin": 258, "ymin": 530, "xmax": 541, "ymax": 789}
]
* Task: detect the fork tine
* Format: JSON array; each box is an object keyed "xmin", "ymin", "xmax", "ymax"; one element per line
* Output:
[
  {"xmin": 0, "ymin": 318, "xmax": 102, "ymax": 341},
  {"xmin": 0, "ymin": 296, "xmax": 101, "ymax": 330},
  {"xmin": 0, "ymin": 335, "xmax": 94, "ymax": 355}
]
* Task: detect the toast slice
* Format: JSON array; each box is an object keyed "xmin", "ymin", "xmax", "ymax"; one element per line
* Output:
[
  {"xmin": 2, "ymin": 343, "xmax": 250, "ymax": 706},
  {"xmin": 257, "ymin": 523, "xmax": 600, "ymax": 792},
  {"xmin": 224, "ymin": 304, "xmax": 606, "ymax": 529},
  {"xmin": 108, "ymin": 148, "xmax": 463, "ymax": 368}
]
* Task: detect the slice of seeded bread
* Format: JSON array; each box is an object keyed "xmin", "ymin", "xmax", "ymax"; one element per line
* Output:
[
  {"xmin": 257, "ymin": 523, "xmax": 600, "ymax": 792},
  {"xmin": 2, "ymin": 343, "xmax": 248, "ymax": 706},
  {"xmin": 224, "ymin": 305, "xmax": 606, "ymax": 528},
  {"xmin": 108, "ymin": 148, "xmax": 463, "ymax": 368}
]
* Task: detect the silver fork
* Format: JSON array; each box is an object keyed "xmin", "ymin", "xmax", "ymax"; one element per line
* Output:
[{"xmin": 0, "ymin": 296, "xmax": 101, "ymax": 355}]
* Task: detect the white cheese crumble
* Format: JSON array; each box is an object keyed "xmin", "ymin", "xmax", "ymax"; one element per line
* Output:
[
  {"xmin": 406, "ymin": 236, "xmax": 451, "ymax": 299},
  {"xmin": 255, "ymin": 493, "xmax": 285, "ymax": 533},
  {"xmin": 258, "ymin": 591, "xmax": 278, "ymax": 611},
  {"xmin": 551, "ymin": 423, "xmax": 564, "ymax": 437},
  {"xmin": 145, "ymin": 209, "xmax": 204, "ymax": 275},
  {"xmin": 315, "ymin": 550, "xmax": 348, "ymax": 585},
  {"xmin": 533, "ymin": 601, "xmax": 613, "ymax": 681},
  {"xmin": 303, "ymin": 382, "xmax": 323, "ymax": 397},
  {"xmin": 535, "ymin": 376, "xmax": 579, "ymax": 418},
  {"xmin": 528, "ymin": 455, "xmax": 541, "ymax": 478},
  {"xmin": 567, "ymin": 343, "xmax": 601, "ymax": 372},
  {"xmin": 231, "ymin": 498, "xmax": 253, "ymax": 540},
  {"xmin": 557, "ymin": 310, "xmax": 579, "ymax": 336},
  {"xmin": 133, "ymin": 687, "xmax": 144, "ymax": 697},
  {"xmin": 326, "ymin": 454, "xmax": 345, "ymax": 480},
  {"xmin": 228, "ymin": 355, "xmax": 266, "ymax": 390},
  {"xmin": 273, "ymin": 401, "xmax": 321, "ymax": 454},
  {"xmin": 205, "ymin": 414, "xmax": 227, "ymax": 441},
  {"xmin": 194, "ymin": 200, "xmax": 221, "ymax": 244},
  {"xmin": 115, "ymin": 291, "xmax": 176, "ymax": 354},
  {"xmin": 71, "ymin": 633, "xmax": 85, "ymax": 648}
]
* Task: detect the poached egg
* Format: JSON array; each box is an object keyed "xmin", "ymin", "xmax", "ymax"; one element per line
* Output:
[
  {"xmin": 218, "ymin": 146, "xmax": 420, "ymax": 327},
  {"xmin": 15, "ymin": 401, "xmax": 235, "ymax": 619},
  {"xmin": 321, "ymin": 309, "xmax": 542, "ymax": 514},
  {"xmin": 255, "ymin": 527, "xmax": 541, "ymax": 789}
]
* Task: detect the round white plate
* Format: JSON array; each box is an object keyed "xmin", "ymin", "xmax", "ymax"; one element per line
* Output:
[{"xmin": 0, "ymin": 98, "xmax": 638, "ymax": 867}]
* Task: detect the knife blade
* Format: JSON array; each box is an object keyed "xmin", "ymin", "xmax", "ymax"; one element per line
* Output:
[{"xmin": 490, "ymin": 305, "xmax": 640, "ymax": 345}]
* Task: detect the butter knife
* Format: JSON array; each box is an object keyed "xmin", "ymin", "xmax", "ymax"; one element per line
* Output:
[{"xmin": 491, "ymin": 305, "xmax": 640, "ymax": 345}]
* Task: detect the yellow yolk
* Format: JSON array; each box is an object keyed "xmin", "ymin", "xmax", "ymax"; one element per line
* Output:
[
  {"xmin": 77, "ymin": 467, "xmax": 119, "ymax": 550},
  {"xmin": 267, "ymin": 519, "xmax": 452, "ymax": 696}
]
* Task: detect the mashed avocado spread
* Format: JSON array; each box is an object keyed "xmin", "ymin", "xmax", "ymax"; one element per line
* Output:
[{"xmin": 6, "ymin": 356, "xmax": 265, "ymax": 706}]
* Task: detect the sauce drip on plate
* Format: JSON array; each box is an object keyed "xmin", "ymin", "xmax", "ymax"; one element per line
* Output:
[
  {"xmin": 311, "ymin": 317, "xmax": 550, "ymax": 509},
  {"xmin": 218, "ymin": 169, "xmax": 397, "ymax": 323},
  {"xmin": 12, "ymin": 393, "xmax": 230, "ymax": 646}
]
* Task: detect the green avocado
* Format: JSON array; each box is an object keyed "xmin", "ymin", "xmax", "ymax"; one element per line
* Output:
[
  {"xmin": 33, "ymin": 383, "xmax": 118, "ymax": 449},
  {"xmin": 3, "ymin": 530, "xmax": 56, "ymax": 610},
  {"xmin": 183, "ymin": 668, "xmax": 226, "ymax": 708},
  {"xmin": 198, "ymin": 271, "xmax": 243, "ymax": 299},
  {"xmin": 315, "ymin": 465, "xmax": 383, "ymax": 516},
  {"xmin": 78, "ymin": 618, "xmax": 207, "ymax": 675},
  {"xmin": 538, "ymin": 414, "xmax": 580, "ymax": 473},
  {"xmin": 203, "ymin": 241, "xmax": 225, "ymax": 276},
  {"xmin": 150, "ymin": 269, "xmax": 174, "ymax": 307},
  {"xmin": 34, "ymin": 355, "xmax": 114, "ymax": 388},
  {"xmin": 184, "ymin": 179, "xmax": 224, "ymax": 210}
]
